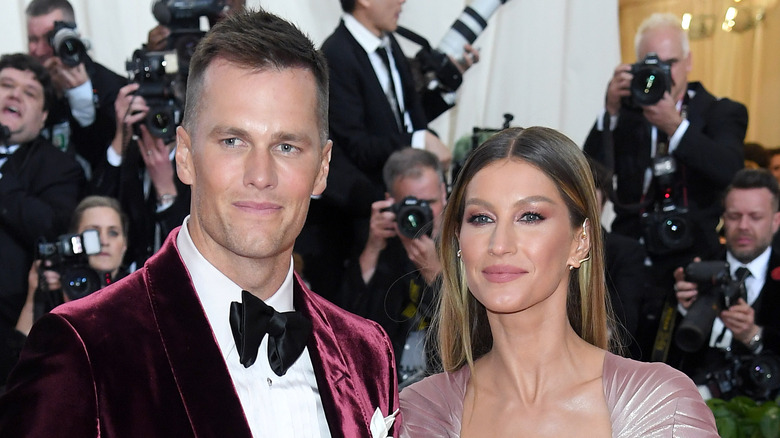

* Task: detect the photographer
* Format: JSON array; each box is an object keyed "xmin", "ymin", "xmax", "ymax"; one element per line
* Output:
[
  {"xmin": 583, "ymin": 13, "xmax": 747, "ymax": 282},
  {"xmin": 339, "ymin": 148, "xmax": 446, "ymax": 386},
  {"xmin": 0, "ymin": 53, "xmax": 84, "ymax": 335},
  {"xmin": 670, "ymin": 168, "xmax": 780, "ymax": 400},
  {"xmin": 89, "ymin": 81, "xmax": 190, "ymax": 269},
  {"xmin": 17, "ymin": 196, "xmax": 129, "ymax": 335},
  {"xmin": 26, "ymin": 0, "xmax": 126, "ymax": 171}
]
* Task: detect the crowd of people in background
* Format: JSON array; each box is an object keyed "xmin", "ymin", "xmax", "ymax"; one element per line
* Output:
[{"xmin": 0, "ymin": 0, "xmax": 776, "ymax": 435}]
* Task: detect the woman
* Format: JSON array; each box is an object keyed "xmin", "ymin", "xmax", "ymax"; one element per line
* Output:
[
  {"xmin": 399, "ymin": 127, "xmax": 717, "ymax": 437},
  {"xmin": 17, "ymin": 196, "xmax": 129, "ymax": 335}
]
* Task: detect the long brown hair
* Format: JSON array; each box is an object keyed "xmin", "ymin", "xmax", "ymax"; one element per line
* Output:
[{"xmin": 435, "ymin": 126, "xmax": 613, "ymax": 372}]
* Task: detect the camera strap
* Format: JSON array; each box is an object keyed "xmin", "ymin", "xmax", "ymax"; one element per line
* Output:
[{"xmin": 651, "ymin": 297, "xmax": 678, "ymax": 362}]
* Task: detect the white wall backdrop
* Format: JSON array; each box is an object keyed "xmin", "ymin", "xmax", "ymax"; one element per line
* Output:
[{"xmin": 1, "ymin": 0, "xmax": 620, "ymax": 146}]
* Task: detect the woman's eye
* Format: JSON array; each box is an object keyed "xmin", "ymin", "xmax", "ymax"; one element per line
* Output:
[
  {"xmin": 519, "ymin": 212, "xmax": 544, "ymax": 222},
  {"xmin": 466, "ymin": 214, "xmax": 492, "ymax": 225}
]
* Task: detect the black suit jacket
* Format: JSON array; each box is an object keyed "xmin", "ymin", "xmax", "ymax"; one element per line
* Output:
[
  {"xmin": 89, "ymin": 141, "xmax": 190, "ymax": 268},
  {"xmin": 584, "ymin": 82, "xmax": 747, "ymax": 261},
  {"xmin": 43, "ymin": 55, "xmax": 127, "ymax": 170},
  {"xmin": 0, "ymin": 137, "xmax": 85, "ymax": 328},
  {"xmin": 672, "ymin": 249, "xmax": 780, "ymax": 382},
  {"xmin": 321, "ymin": 20, "xmax": 429, "ymax": 199},
  {"xmin": 339, "ymin": 237, "xmax": 437, "ymax": 364}
]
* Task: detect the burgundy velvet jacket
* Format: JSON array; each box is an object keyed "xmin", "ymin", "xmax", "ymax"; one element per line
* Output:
[{"xmin": 0, "ymin": 229, "xmax": 399, "ymax": 437}]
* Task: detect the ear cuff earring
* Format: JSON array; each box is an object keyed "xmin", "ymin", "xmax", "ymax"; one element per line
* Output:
[{"xmin": 457, "ymin": 249, "xmax": 462, "ymax": 258}]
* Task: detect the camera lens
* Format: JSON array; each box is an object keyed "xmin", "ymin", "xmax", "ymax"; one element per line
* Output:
[
  {"xmin": 631, "ymin": 67, "xmax": 668, "ymax": 106},
  {"xmin": 659, "ymin": 216, "xmax": 689, "ymax": 247},
  {"xmin": 61, "ymin": 266, "xmax": 100, "ymax": 301},
  {"xmin": 399, "ymin": 210, "xmax": 425, "ymax": 239}
]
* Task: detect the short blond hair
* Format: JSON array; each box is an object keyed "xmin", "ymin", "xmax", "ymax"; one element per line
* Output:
[{"xmin": 634, "ymin": 13, "xmax": 689, "ymax": 59}]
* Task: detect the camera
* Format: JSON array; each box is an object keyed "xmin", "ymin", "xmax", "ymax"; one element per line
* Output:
[
  {"xmin": 382, "ymin": 196, "xmax": 434, "ymax": 239},
  {"xmin": 675, "ymin": 260, "xmax": 746, "ymax": 353},
  {"xmin": 704, "ymin": 351, "xmax": 780, "ymax": 401},
  {"xmin": 37, "ymin": 229, "xmax": 103, "ymax": 301},
  {"xmin": 397, "ymin": 0, "xmax": 512, "ymax": 94},
  {"xmin": 152, "ymin": 0, "xmax": 225, "ymax": 73},
  {"xmin": 640, "ymin": 155, "xmax": 693, "ymax": 256},
  {"xmin": 623, "ymin": 52, "xmax": 672, "ymax": 108},
  {"xmin": 125, "ymin": 49, "xmax": 183, "ymax": 144},
  {"xmin": 47, "ymin": 21, "xmax": 89, "ymax": 67}
]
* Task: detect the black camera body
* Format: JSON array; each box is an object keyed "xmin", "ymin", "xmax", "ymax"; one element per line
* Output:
[
  {"xmin": 675, "ymin": 260, "xmax": 746, "ymax": 353},
  {"xmin": 47, "ymin": 21, "xmax": 88, "ymax": 67},
  {"xmin": 705, "ymin": 351, "xmax": 780, "ymax": 401},
  {"xmin": 37, "ymin": 229, "xmax": 103, "ymax": 301},
  {"xmin": 125, "ymin": 49, "xmax": 183, "ymax": 144},
  {"xmin": 624, "ymin": 52, "xmax": 672, "ymax": 108},
  {"xmin": 641, "ymin": 155, "xmax": 693, "ymax": 256},
  {"xmin": 152, "ymin": 0, "xmax": 225, "ymax": 73},
  {"xmin": 382, "ymin": 196, "xmax": 434, "ymax": 240}
]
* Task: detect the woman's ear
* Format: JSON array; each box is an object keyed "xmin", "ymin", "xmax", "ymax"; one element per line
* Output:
[{"xmin": 569, "ymin": 218, "xmax": 591, "ymax": 269}]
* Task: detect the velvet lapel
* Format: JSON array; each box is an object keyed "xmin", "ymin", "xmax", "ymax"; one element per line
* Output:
[
  {"xmin": 294, "ymin": 275, "xmax": 373, "ymax": 437},
  {"xmin": 144, "ymin": 229, "xmax": 252, "ymax": 437}
]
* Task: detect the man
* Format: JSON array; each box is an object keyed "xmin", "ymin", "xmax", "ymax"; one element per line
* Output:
[
  {"xmin": 26, "ymin": 0, "xmax": 126, "ymax": 170},
  {"xmin": 0, "ymin": 10, "xmax": 398, "ymax": 437},
  {"xmin": 339, "ymin": 148, "xmax": 445, "ymax": 385},
  {"xmin": 583, "ymin": 13, "xmax": 747, "ymax": 278},
  {"xmin": 672, "ymin": 168, "xmax": 780, "ymax": 400},
  {"xmin": 0, "ymin": 53, "xmax": 84, "ymax": 338},
  {"xmin": 296, "ymin": 0, "xmax": 457, "ymax": 301},
  {"xmin": 89, "ymin": 82, "xmax": 190, "ymax": 269}
]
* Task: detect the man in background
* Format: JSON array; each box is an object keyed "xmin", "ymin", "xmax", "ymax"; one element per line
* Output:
[{"xmin": 26, "ymin": 0, "xmax": 126, "ymax": 172}]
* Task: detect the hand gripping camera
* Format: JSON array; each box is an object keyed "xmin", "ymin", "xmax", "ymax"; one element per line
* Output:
[
  {"xmin": 47, "ymin": 21, "xmax": 90, "ymax": 67},
  {"xmin": 382, "ymin": 196, "xmax": 434, "ymax": 240},
  {"xmin": 125, "ymin": 49, "xmax": 183, "ymax": 144},
  {"xmin": 623, "ymin": 52, "xmax": 672, "ymax": 108},
  {"xmin": 36, "ymin": 229, "xmax": 102, "ymax": 301},
  {"xmin": 675, "ymin": 261, "xmax": 745, "ymax": 353}
]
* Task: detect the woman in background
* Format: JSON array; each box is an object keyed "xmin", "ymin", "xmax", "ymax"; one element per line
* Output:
[
  {"xmin": 399, "ymin": 127, "xmax": 717, "ymax": 437},
  {"xmin": 17, "ymin": 195, "xmax": 129, "ymax": 335}
]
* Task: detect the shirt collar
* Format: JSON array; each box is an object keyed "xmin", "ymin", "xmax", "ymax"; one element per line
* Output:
[
  {"xmin": 176, "ymin": 216, "xmax": 296, "ymax": 359},
  {"xmin": 0, "ymin": 144, "xmax": 21, "ymax": 155},
  {"xmin": 343, "ymin": 13, "xmax": 387, "ymax": 54},
  {"xmin": 727, "ymin": 245, "xmax": 771, "ymax": 284}
]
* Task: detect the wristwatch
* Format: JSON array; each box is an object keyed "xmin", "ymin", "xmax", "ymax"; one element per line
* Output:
[{"xmin": 747, "ymin": 327, "xmax": 764, "ymax": 352}]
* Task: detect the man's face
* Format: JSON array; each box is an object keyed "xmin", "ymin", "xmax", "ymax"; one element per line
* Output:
[
  {"xmin": 723, "ymin": 187, "xmax": 780, "ymax": 264},
  {"xmin": 769, "ymin": 155, "xmax": 780, "ymax": 184},
  {"xmin": 27, "ymin": 9, "xmax": 66, "ymax": 63},
  {"xmin": 391, "ymin": 166, "xmax": 447, "ymax": 237},
  {"xmin": 0, "ymin": 68, "xmax": 48, "ymax": 145},
  {"xmin": 637, "ymin": 26, "xmax": 692, "ymax": 102},
  {"xmin": 176, "ymin": 59, "xmax": 331, "ymax": 273},
  {"xmin": 362, "ymin": 0, "xmax": 406, "ymax": 36}
]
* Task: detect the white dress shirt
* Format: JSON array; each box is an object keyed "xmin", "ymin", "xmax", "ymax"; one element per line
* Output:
[
  {"xmin": 177, "ymin": 217, "xmax": 331, "ymax": 437},
  {"xmin": 708, "ymin": 247, "xmax": 771, "ymax": 349},
  {"xmin": 342, "ymin": 13, "xmax": 425, "ymax": 149}
]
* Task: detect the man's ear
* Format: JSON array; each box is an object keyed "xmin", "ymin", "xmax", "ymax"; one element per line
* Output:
[
  {"xmin": 175, "ymin": 126, "xmax": 194, "ymax": 186},
  {"xmin": 312, "ymin": 139, "xmax": 332, "ymax": 197}
]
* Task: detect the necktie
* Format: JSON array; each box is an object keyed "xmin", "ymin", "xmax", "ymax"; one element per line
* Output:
[
  {"xmin": 229, "ymin": 290, "xmax": 312, "ymax": 376},
  {"xmin": 733, "ymin": 266, "xmax": 751, "ymax": 304},
  {"xmin": 376, "ymin": 45, "xmax": 405, "ymax": 131}
]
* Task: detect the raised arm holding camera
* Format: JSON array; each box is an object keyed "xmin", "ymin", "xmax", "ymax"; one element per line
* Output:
[
  {"xmin": 26, "ymin": 0, "xmax": 126, "ymax": 170},
  {"xmin": 583, "ymin": 13, "xmax": 747, "ymax": 283},
  {"xmin": 339, "ymin": 148, "xmax": 446, "ymax": 387},
  {"xmin": 669, "ymin": 168, "xmax": 780, "ymax": 401}
]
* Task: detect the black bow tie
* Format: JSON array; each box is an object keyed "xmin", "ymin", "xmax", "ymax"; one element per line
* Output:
[{"xmin": 229, "ymin": 290, "xmax": 312, "ymax": 376}]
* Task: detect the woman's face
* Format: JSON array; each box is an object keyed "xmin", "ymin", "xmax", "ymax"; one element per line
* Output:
[
  {"xmin": 78, "ymin": 206, "xmax": 126, "ymax": 275},
  {"xmin": 457, "ymin": 159, "xmax": 587, "ymax": 315}
]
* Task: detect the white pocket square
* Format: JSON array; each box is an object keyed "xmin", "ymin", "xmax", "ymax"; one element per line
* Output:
[{"xmin": 370, "ymin": 407, "xmax": 399, "ymax": 438}]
